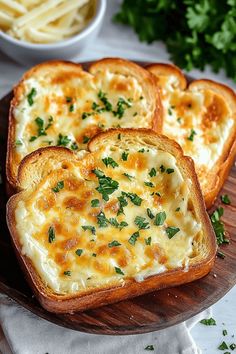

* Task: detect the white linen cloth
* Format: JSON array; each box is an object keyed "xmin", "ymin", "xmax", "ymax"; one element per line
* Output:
[{"xmin": 0, "ymin": 1, "xmax": 234, "ymax": 353}]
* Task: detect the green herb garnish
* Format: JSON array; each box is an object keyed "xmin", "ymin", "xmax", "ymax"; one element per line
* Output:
[
  {"xmin": 149, "ymin": 168, "xmax": 156, "ymax": 177},
  {"xmin": 91, "ymin": 199, "xmax": 99, "ymax": 207},
  {"xmin": 102, "ymin": 157, "xmax": 119, "ymax": 168},
  {"xmin": 128, "ymin": 231, "xmax": 140, "ymax": 245},
  {"xmin": 123, "ymin": 173, "xmax": 135, "ymax": 180},
  {"xmin": 187, "ymin": 129, "xmax": 197, "ymax": 141},
  {"xmin": 145, "ymin": 237, "xmax": 152, "ymax": 245},
  {"xmin": 134, "ymin": 216, "xmax": 150, "ymax": 230},
  {"xmin": 121, "ymin": 151, "xmax": 129, "ymax": 161},
  {"xmin": 97, "ymin": 211, "xmax": 109, "ymax": 228},
  {"xmin": 210, "ymin": 207, "xmax": 229, "ymax": 245},
  {"xmin": 122, "ymin": 191, "xmax": 142, "ymax": 206},
  {"xmin": 144, "ymin": 345, "xmax": 154, "ymax": 351},
  {"xmin": 64, "ymin": 270, "xmax": 71, "ymax": 276},
  {"xmin": 218, "ymin": 341, "xmax": 228, "ymax": 350},
  {"xmin": 154, "ymin": 211, "xmax": 166, "ymax": 226},
  {"xmin": 98, "ymin": 90, "xmax": 113, "ymax": 111},
  {"xmin": 75, "ymin": 249, "xmax": 83, "ymax": 256},
  {"xmin": 221, "ymin": 194, "xmax": 231, "ymax": 205},
  {"xmin": 138, "ymin": 148, "xmax": 145, "ymax": 153},
  {"xmin": 200, "ymin": 318, "xmax": 216, "ymax": 326},
  {"xmin": 92, "ymin": 253, "xmax": 97, "ymax": 257},
  {"xmin": 15, "ymin": 139, "xmax": 23, "ymax": 146},
  {"xmin": 108, "ymin": 240, "xmax": 121, "ymax": 248},
  {"xmin": 48, "ymin": 226, "xmax": 55, "ymax": 243},
  {"xmin": 115, "ymin": 266, "xmax": 124, "ymax": 275},
  {"xmin": 217, "ymin": 250, "xmax": 225, "ymax": 259},
  {"xmin": 71, "ymin": 141, "xmax": 79, "ymax": 150},
  {"xmin": 57, "ymin": 133, "xmax": 71, "ymax": 146},
  {"xmin": 82, "ymin": 225, "xmax": 96, "ymax": 235},
  {"xmin": 223, "ymin": 329, "xmax": 228, "ymax": 336},
  {"xmin": 147, "ymin": 208, "xmax": 154, "ymax": 219},
  {"xmin": 113, "ymin": 97, "xmax": 132, "ymax": 118},
  {"xmin": 177, "ymin": 117, "xmax": 182, "ymax": 124},
  {"xmin": 166, "ymin": 168, "xmax": 174, "ymax": 174},
  {"xmin": 160, "ymin": 165, "xmax": 165, "ymax": 173},
  {"xmin": 27, "ymin": 88, "xmax": 36, "ymax": 106},
  {"xmin": 144, "ymin": 181, "xmax": 154, "ymax": 188},
  {"xmin": 83, "ymin": 136, "xmax": 90, "ymax": 144},
  {"xmin": 93, "ymin": 169, "xmax": 119, "ymax": 201},
  {"xmin": 230, "ymin": 344, "xmax": 236, "ymax": 350},
  {"xmin": 117, "ymin": 194, "xmax": 128, "ymax": 215},
  {"xmin": 175, "ymin": 207, "xmax": 181, "ymax": 212},
  {"xmin": 166, "ymin": 226, "xmax": 180, "ymax": 239},
  {"xmin": 52, "ymin": 180, "xmax": 64, "ymax": 193}
]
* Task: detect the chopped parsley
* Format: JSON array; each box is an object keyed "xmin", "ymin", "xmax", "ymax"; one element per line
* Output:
[
  {"xmin": 230, "ymin": 344, "xmax": 236, "ymax": 350},
  {"xmin": 168, "ymin": 107, "xmax": 172, "ymax": 115},
  {"xmin": 69, "ymin": 104, "xmax": 74, "ymax": 112},
  {"xmin": 82, "ymin": 225, "xmax": 96, "ymax": 235},
  {"xmin": 48, "ymin": 226, "xmax": 55, "ymax": 243},
  {"xmin": 121, "ymin": 151, "xmax": 129, "ymax": 161},
  {"xmin": 218, "ymin": 341, "xmax": 228, "ymax": 350},
  {"xmin": 154, "ymin": 211, "xmax": 166, "ymax": 226},
  {"xmin": 210, "ymin": 207, "xmax": 229, "ymax": 245},
  {"xmin": 200, "ymin": 318, "xmax": 216, "ymax": 326},
  {"xmin": 71, "ymin": 141, "xmax": 79, "ymax": 150},
  {"xmin": 117, "ymin": 194, "xmax": 128, "ymax": 215},
  {"xmin": 93, "ymin": 169, "xmax": 119, "ymax": 201},
  {"xmin": 122, "ymin": 191, "xmax": 142, "ymax": 206},
  {"xmin": 102, "ymin": 157, "xmax": 119, "ymax": 168},
  {"xmin": 223, "ymin": 329, "xmax": 228, "ymax": 336},
  {"xmin": 177, "ymin": 117, "xmax": 182, "ymax": 124},
  {"xmin": 133, "ymin": 112, "xmax": 138, "ymax": 116},
  {"xmin": 187, "ymin": 129, "xmax": 197, "ymax": 141},
  {"xmin": 166, "ymin": 168, "xmax": 174, "ymax": 174},
  {"xmin": 149, "ymin": 168, "xmax": 156, "ymax": 177},
  {"xmin": 52, "ymin": 180, "xmax": 64, "ymax": 193},
  {"xmin": 166, "ymin": 226, "xmax": 180, "ymax": 239},
  {"xmin": 109, "ymin": 218, "xmax": 128, "ymax": 230},
  {"xmin": 97, "ymin": 211, "xmax": 109, "ymax": 228},
  {"xmin": 82, "ymin": 112, "xmax": 92, "ymax": 120},
  {"xmin": 118, "ymin": 133, "xmax": 121, "ymax": 140},
  {"xmin": 144, "ymin": 345, "xmax": 154, "ymax": 351},
  {"xmin": 175, "ymin": 207, "xmax": 180, "ymax": 212},
  {"xmin": 123, "ymin": 173, "xmax": 135, "ymax": 180},
  {"xmin": 57, "ymin": 134, "xmax": 71, "ymax": 146},
  {"xmin": 63, "ymin": 270, "xmax": 71, "ymax": 276},
  {"xmin": 15, "ymin": 139, "xmax": 23, "ymax": 146},
  {"xmin": 145, "ymin": 237, "xmax": 152, "ymax": 245},
  {"xmin": 92, "ymin": 253, "xmax": 97, "ymax": 257},
  {"xmin": 115, "ymin": 267, "xmax": 124, "ymax": 275},
  {"xmin": 98, "ymin": 90, "xmax": 113, "ymax": 111},
  {"xmin": 108, "ymin": 240, "xmax": 121, "ymax": 248},
  {"xmin": 34, "ymin": 117, "xmax": 46, "ymax": 138},
  {"xmin": 217, "ymin": 250, "xmax": 225, "ymax": 259},
  {"xmin": 147, "ymin": 208, "xmax": 154, "ymax": 219},
  {"xmin": 128, "ymin": 231, "xmax": 140, "ymax": 245},
  {"xmin": 221, "ymin": 194, "xmax": 231, "ymax": 205},
  {"xmin": 83, "ymin": 136, "xmax": 90, "ymax": 144},
  {"xmin": 144, "ymin": 181, "xmax": 154, "ymax": 188},
  {"xmin": 134, "ymin": 216, "xmax": 150, "ymax": 230},
  {"xmin": 113, "ymin": 97, "xmax": 132, "ymax": 119},
  {"xmin": 27, "ymin": 88, "xmax": 37, "ymax": 106},
  {"xmin": 75, "ymin": 249, "xmax": 83, "ymax": 256},
  {"xmin": 160, "ymin": 165, "xmax": 165, "ymax": 173},
  {"xmin": 66, "ymin": 96, "xmax": 72, "ymax": 103},
  {"xmin": 138, "ymin": 148, "xmax": 145, "ymax": 153},
  {"xmin": 91, "ymin": 199, "xmax": 99, "ymax": 207}
]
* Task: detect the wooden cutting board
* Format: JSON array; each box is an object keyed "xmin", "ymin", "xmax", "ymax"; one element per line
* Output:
[{"xmin": 0, "ymin": 62, "xmax": 235, "ymax": 335}]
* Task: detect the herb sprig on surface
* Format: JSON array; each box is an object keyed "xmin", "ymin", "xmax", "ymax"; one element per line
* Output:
[{"xmin": 114, "ymin": 1, "xmax": 236, "ymax": 82}]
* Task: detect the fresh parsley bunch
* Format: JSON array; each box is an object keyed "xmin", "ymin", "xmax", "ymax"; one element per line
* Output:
[{"xmin": 114, "ymin": 0, "xmax": 236, "ymax": 82}]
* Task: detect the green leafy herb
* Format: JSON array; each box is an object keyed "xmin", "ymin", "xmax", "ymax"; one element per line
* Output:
[
  {"xmin": 147, "ymin": 208, "xmax": 154, "ymax": 219},
  {"xmin": 102, "ymin": 157, "xmax": 119, "ymax": 168},
  {"xmin": 83, "ymin": 136, "xmax": 90, "ymax": 144},
  {"xmin": 144, "ymin": 181, "xmax": 154, "ymax": 188},
  {"xmin": 149, "ymin": 168, "xmax": 156, "ymax": 177},
  {"xmin": 166, "ymin": 168, "xmax": 174, "ymax": 174},
  {"xmin": 63, "ymin": 270, "xmax": 71, "ymax": 276},
  {"xmin": 217, "ymin": 250, "xmax": 225, "ymax": 259},
  {"xmin": 123, "ymin": 173, "xmax": 135, "ymax": 180},
  {"xmin": 218, "ymin": 341, "xmax": 228, "ymax": 350},
  {"xmin": 166, "ymin": 226, "xmax": 180, "ymax": 239},
  {"xmin": 114, "ymin": 1, "xmax": 236, "ymax": 83},
  {"xmin": 48, "ymin": 226, "xmax": 55, "ymax": 243},
  {"xmin": 108, "ymin": 240, "xmax": 121, "ymax": 248},
  {"xmin": 134, "ymin": 216, "xmax": 150, "ymax": 230},
  {"xmin": 145, "ymin": 237, "xmax": 152, "ymax": 245},
  {"xmin": 71, "ymin": 141, "xmax": 79, "ymax": 150},
  {"xmin": 115, "ymin": 266, "xmax": 124, "ymax": 275},
  {"xmin": 200, "ymin": 318, "xmax": 216, "ymax": 326},
  {"xmin": 160, "ymin": 165, "xmax": 165, "ymax": 173},
  {"xmin": 230, "ymin": 344, "xmax": 236, "ymax": 350},
  {"xmin": 82, "ymin": 225, "xmax": 96, "ymax": 235},
  {"xmin": 117, "ymin": 194, "xmax": 128, "ymax": 215},
  {"xmin": 69, "ymin": 104, "xmax": 74, "ymax": 112},
  {"xmin": 175, "ymin": 207, "xmax": 181, "ymax": 212},
  {"xmin": 98, "ymin": 90, "xmax": 113, "ymax": 111},
  {"xmin": 122, "ymin": 191, "xmax": 142, "ymax": 206},
  {"xmin": 91, "ymin": 199, "xmax": 99, "ymax": 207},
  {"xmin": 221, "ymin": 194, "xmax": 231, "ymax": 205},
  {"xmin": 133, "ymin": 112, "xmax": 138, "ymax": 116},
  {"xmin": 118, "ymin": 133, "xmax": 121, "ymax": 140},
  {"xmin": 75, "ymin": 249, "xmax": 83, "ymax": 256},
  {"xmin": 82, "ymin": 112, "xmax": 92, "ymax": 120},
  {"xmin": 168, "ymin": 107, "xmax": 172, "ymax": 115},
  {"xmin": 34, "ymin": 117, "xmax": 46, "ymax": 137},
  {"xmin": 57, "ymin": 133, "xmax": 71, "ymax": 146},
  {"xmin": 128, "ymin": 231, "xmax": 140, "ymax": 245},
  {"xmin": 97, "ymin": 211, "xmax": 109, "ymax": 228},
  {"xmin": 27, "ymin": 88, "xmax": 37, "ymax": 106},
  {"xmin": 15, "ymin": 139, "xmax": 23, "ymax": 146},
  {"xmin": 177, "ymin": 117, "xmax": 182, "ymax": 124},
  {"xmin": 93, "ymin": 169, "xmax": 119, "ymax": 201},
  {"xmin": 113, "ymin": 97, "xmax": 132, "ymax": 118},
  {"xmin": 121, "ymin": 151, "xmax": 129, "ymax": 161},
  {"xmin": 52, "ymin": 180, "xmax": 64, "ymax": 193},
  {"xmin": 210, "ymin": 207, "xmax": 229, "ymax": 245},
  {"xmin": 92, "ymin": 253, "xmax": 97, "ymax": 257},
  {"xmin": 187, "ymin": 129, "xmax": 197, "ymax": 141},
  {"xmin": 109, "ymin": 218, "xmax": 128, "ymax": 230},
  {"xmin": 223, "ymin": 329, "xmax": 228, "ymax": 336},
  {"xmin": 144, "ymin": 345, "xmax": 154, "ymax": 351},
  {"xmin": 66, "ymin": 97, "xmax": 72, "ymax": 103},
  {"xmin": 154, "ymin": 211, "xmax": 166, "ymax": 226},
  {"xmin": 138, "ymin": 148, "xmax": 145, "ymax": 153}
]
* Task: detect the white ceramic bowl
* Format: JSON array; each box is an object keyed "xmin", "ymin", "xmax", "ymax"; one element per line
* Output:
[{"xmin": 0, "ymin": 0, "xmax": 106, "ymax": 66}]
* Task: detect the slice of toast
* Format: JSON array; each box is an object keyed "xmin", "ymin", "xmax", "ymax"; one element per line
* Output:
[
  {"xmin": 147, "ymin": 63, "xmax": 236, "ymax": 208},
  {"xmin": 6, "ymin": 129, "xmax": 216, "ymax": 313},
  {"xmin": 7, "ymin": 58, "xmax": 161, "ymax": 191}
]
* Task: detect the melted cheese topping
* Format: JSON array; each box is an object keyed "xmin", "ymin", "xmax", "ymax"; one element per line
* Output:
[
  {"xmin": 157, "ymin": 75, "xmax": 234, "ymax": 189},
  {"xmin": 15, "ymin": 144, "xmax": 202, "ymax": 294},
  {"xmin": 13, "ymin": 67, "xmax": 152, "ymax": 178}
]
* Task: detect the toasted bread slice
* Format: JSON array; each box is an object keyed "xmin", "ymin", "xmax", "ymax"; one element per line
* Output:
[
  {"xmin": 147, "ymin": 63, "xmax": 236, "ymax": 208},
  {"xmin": 6, "ymin": 129, "xmax": 216, "ymax": 313},
  {"xmin": 7, "ymin": 58, "xmax": 161, "ymax": 191}
]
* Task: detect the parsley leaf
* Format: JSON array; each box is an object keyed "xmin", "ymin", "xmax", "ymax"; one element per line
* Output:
[
  {"xmin": 122, "ymin": 191, "xmax": 142, "ymax": 206},
  {"xmin": 98, "ymin": 90, "xmax": 113, "ymax": 111},
  {"xmin": 144, "ymin": 345, "xmax": 154, "ymax": 351},
  {"xmin": 117, "ymin": 194, "xmax": 128, "ymax": 215},
  {"xmin": 166, "ymin": 168, "xmax": 174, "ymax": 174},
  {"xmin": 57, "ymin": 134, "xmax": 71, "ymax": 147},
  {"xmin": 82, "ymin": 225, "xmax": 96, "ymax": 235},
  {"xmin": 97, "ymin": 211, "xmax": 109, "ymax": 228},
  {"xmin": 63, "ymin": 270, "xmax": 71, "ymax": 276},
  {"xmin": 218, "ymin": 341, "xmax": 228, "ymax": 350},
  {"xmin": 48, "ymin": 226, "xmax": 55, "ymax": 243},
  {"xmin": 221, "ymin": 194, "xmax": 231, "ymax": 205},
  {"xmin": 149, "ymin": 168, "xmax": 156, "ymax": 177},
  {"xmin": 134, "ymin": 216, "xmax": 150, "ymax": 230},
  {"xmin": 108, "ymin": 240, "xmax": 121, "ymax": 247},
  {"xmin": 52, "ymin": 180, "xmax": 64, "ymax": 193},
  {"xmin": 210, "ymin": 207, "xmax": 229, "ymax": 245},
  {"xmin": 200, "ymin": 318, "xmax": 216, "ymax": 326},
  {"xmin": 71, "ymin": 141, "xmax": 79, "ymax": 150},
  {"xmin": 102, "ymin": 157, "xmax": 119, "ymax": 168},
  {"xmin": 123, "ymin": 173, "xmax": 135, "ymax": 180},
  {"xmin": 113, "ymin": 97, "xmax": 132, "ymax": 118},
  {"xmin": 147, "ymin": 208, "xmax": 154, "ymax": 219},
  {"xmin": 154, "ymin": 211, "xmax": 166, "ymax": 226},
  {"xmin": 75, "ymin": 249, "xmax": 83, "ymax": 256},
  {"xmin": 145, "ymin": 237, "xmax": 152, "ymax": 245},
  {"xmin": 91, "ymin": 199, "xmax": 99, "ymax": 207},
  {"xmin": 128, "ymin": 231, "xmax": 140, "ymax": 245},
  {"xmin": 115, "ymin": 266, "xmax": 124, "ymax": 275},
  {"xmin": 166, "ymin": 226, "xmax": 180, "ymax": 239},
  {"xmin": 121, "ymin": 151, "xmax": 129, "ymax": 161},
  {"xmin": 187, "ymin": 129, "xmax": 197, "ymax": 141},
  {"xmin": 83, "ymin": 136, "xmax": 90, "ymax": 144},
  {"xmin": 144, "ymin": 181, "xmax": 154, "ymax": 188},
  {"xmin": 93, "ymin": 169, "xmax": 119, "ymax": 201},
  {"xmin": 27, "ymin": 88, "xmax": 37, "ymax": 106},
  {"xmin": 15, "ymin": 139, "xmax": 23, "ymax": 146}
]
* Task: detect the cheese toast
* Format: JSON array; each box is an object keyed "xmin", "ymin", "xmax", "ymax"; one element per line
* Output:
[
  {"xmin": 7, "ymin": 129, "xmax": 216, "ymax": 313},
  {"xmin": 7, "ymin": 58, "xmax": 161, "ymax": 192},
  {"xmin": 147, "ymin": 64, "xmax": 236, "ymax": 208}
]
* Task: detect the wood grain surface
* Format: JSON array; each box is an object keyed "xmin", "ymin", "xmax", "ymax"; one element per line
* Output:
[{"xmin": 0, "ymin": 62, "xmax": 235, "ymax": 335}]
